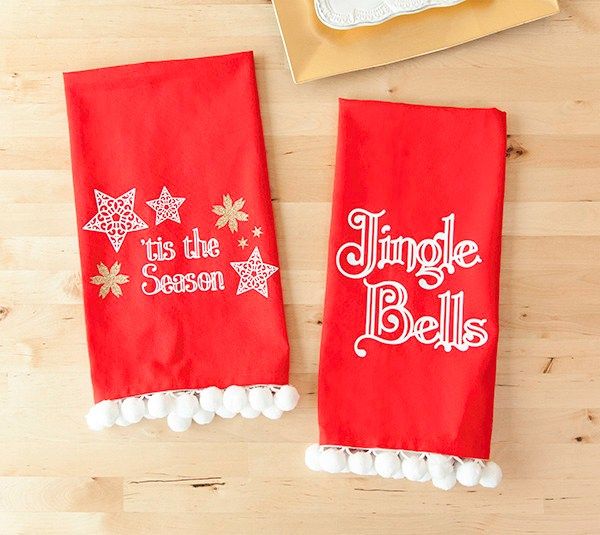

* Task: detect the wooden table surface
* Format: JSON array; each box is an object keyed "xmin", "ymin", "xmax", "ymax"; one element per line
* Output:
[{"xmin": 1, "ymin": 1, "xmax": 599, "ymax": 533}]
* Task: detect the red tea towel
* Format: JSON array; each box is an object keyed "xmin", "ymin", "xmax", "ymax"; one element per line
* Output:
[
  {"xmin": 64, "ymin": 51, "xmax": 298, "ymax": 432},
  {"xmin": 305, "ymin": 99, "xmax": 506, "ymax": 489}
]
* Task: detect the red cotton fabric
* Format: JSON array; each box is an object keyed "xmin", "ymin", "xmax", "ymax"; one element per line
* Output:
[
  {"xmin": 318, "ymin": 99, "xmax": 507, "ymax": 460},
  {"xmin": 64, "ymin": 52, "xmax": 292, "ymax": 424}
]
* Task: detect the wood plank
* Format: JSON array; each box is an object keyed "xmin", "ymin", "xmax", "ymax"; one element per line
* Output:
[
  {"xmin": 0, "ymin": 0, "xmax": 599, "ymax": 532},
  {"xmin": 0, "ymin": 477, "xmax": 122, "ymax": 512}
]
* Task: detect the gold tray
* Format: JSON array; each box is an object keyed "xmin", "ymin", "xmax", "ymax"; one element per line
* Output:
[{"xmin": 272, "ymin": 0, "xmax": 560, "ymax": 83}]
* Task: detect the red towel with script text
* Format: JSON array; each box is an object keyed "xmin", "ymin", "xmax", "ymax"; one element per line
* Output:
[{"xmin": 319, "ymin": 99, "xmax": 507, "ymax": 459}]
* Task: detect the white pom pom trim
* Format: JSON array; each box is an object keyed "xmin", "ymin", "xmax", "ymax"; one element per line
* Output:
[
  {"xmin": 86, "ymin": 384, "xmax": 299, "ymax": 431},
  {"xmin": 304, "ymin": 444, "xmax": 502, "ymax": 490}
]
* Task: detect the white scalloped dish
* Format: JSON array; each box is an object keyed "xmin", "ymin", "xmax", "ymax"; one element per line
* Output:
[{"xmin": 315, "ymin": 0, "xmax": 467, "ymax": 30}]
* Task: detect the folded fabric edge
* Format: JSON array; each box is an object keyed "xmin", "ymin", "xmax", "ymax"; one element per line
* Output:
[
  {"xmin": 86, "ymin": 385, "xmax": 299, "ymax": 432},
  {"xmin": 304, "ymin": 444, "xmax": 502, "ymax": 490}
]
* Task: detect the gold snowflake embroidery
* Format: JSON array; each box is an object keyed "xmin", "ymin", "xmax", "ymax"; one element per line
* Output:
[
  {"xmin": 212, "ymin": 194, "xmax": 249, "ymax": 233},
  {"xmin": 90, "ymin": 261, "xmax": 129, "ymax": 299}
]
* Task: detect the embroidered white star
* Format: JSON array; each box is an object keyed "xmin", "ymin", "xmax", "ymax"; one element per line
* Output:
[
  {"xmin": 146, "ymin": 186, "xmax": 186, "ymax": 225},
  {"xmin": 230, "ymin": 246, "xmax": 278, "ymax": 298},
  {"xmin": 82, "ymin": 188, "xmax": 148, "ymax": 252},
  {"xmin": 252, "ymin": 226, "xmax": 263, "ymax": 238},
  {"xmin": 238, "ymin": 237, "xmax": 249, "ymax": 250}
]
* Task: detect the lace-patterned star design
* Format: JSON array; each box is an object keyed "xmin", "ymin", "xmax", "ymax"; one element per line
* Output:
[
  {"xmin": 146, "ymin": 186, "xmax": 186, "ymax": 225},
  {"xmin": 230, "ymin": 246, "xmax": 278, "ymax": 298},
  {"xmin": 83, "ymin": 188, "xmax": 148, "ymax": 252}
]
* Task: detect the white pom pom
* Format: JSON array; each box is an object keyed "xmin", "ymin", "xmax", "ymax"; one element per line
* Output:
[
  {"xmin": 199, "ymin": 387, "xmax": 223, "ymax": 412},
  {"xmin": 174, "ymin": 393, "xmax": 199, "ymax": 418},
  {"xmin": 456, "ymin": 460, "xmax": 482, "ymax": 487},
  {"xmin": 97, "ymin": 400, "xmax": 119, "ymax": 427},
  {"xmin": 402, "ymin": 455, "xmax": 428, "ymax": 481},
  {"xmin": 115, "ymin": 415, "xmax": 130, "ymax": 427},
  {"xmin": 120, "ymin": 397, "xmax": 145, "ymax": 424},
  {"xmin": 427, "ymin": 455, "xmax": 454, "ymax": 480},
  {"xmin": 262, "ymin": 405, "xmax": 283, "ymax": 420},
  {"xmin": 427, "ymin": 453, "xmax": 453, "ymax": 465},
  {"xmin": 222, "ymin": 385, "xmax": 248, "ymax": 413},
  {"xmin": 240, "ymin": 405, "xmax": 261, "ymax": 419},
  {"xmin": 273, "ymin": 385, "xmax": 300, "ymax": 412},
  {"xmin": 146, "ymin": 393, "xmax": 172, "ymax": 418},
  {"xmin": 428, "ymin": 463, "xmax": 453, "ymax": 481},
  {"xmin": 86, "ymin": 400, "xmax": 119, "ymax": 430},
  {"xmin": 85, "ymin": 408, "xmax": 106, "ymax": 431},
  {"xmin": 319, "ymin": 448, "xmax": 347, "ymax": 474},
  {"xmin": 216, "ymin": 405, "xmax": 236, "ymax": 419},
  {"xmin": 374, "ymin": 451, "xmax": 401, "ymax": 478},
  {"xmin": 192, "ymin": 408, "xmax": 214, "ymax": 425},
  {"xmin": 479, "ymin": 461, "xmax": 502, "ymax": 488},
  {"xmin": 419, "ymin": 471, "xmax": 432, "ymax": 482},
  {"xmin": 305, "ymin": 444, "xmax": 321, "ymax": 472},
  {"xmin": 392, "ymin": 466, "xmax": 405, "ymax": 479},
  {"xmin": 432, "ymin": 471, "xmax": 457, "ymax": 491},
  {"xmin": 167, "ymin": 412, "xmax": 191, "ymax": 432},
  {"xmin": 248, "ymin": 387, "xmax": 274, "ymax": 412},
  {"xmin": 348, "ymin": 451, "xmax": 373, "ymax": 475}
]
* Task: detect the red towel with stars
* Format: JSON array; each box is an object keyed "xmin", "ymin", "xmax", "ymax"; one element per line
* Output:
[
  {"xmin": 64, "ymin": 51, "xmax": 298, "ymax": 432},
  {"xmin": 305, "ymin": 99, "xmax": 506, "ymax": 490}
]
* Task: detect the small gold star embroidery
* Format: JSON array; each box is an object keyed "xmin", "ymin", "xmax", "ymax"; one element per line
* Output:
[
  {"xmin": 90, "ymin": 261, "xmax": 129, "ymax": 299},
  {"xmin": 238, "ymin": 237, "xmax": 249, "ymax": 250},
  {"xmin": 212, "ymin": 194, "xmax": 249, "ymax": 233},
  {"xmin": 252, "ymin": 226, "xmax": 263, "ymax": 238}
]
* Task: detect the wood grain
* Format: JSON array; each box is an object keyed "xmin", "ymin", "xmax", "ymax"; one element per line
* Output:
[{"xmin": 0, "ymin": 0, "xmax": 599, "ymax": 533}]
